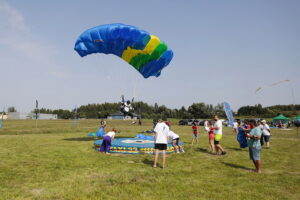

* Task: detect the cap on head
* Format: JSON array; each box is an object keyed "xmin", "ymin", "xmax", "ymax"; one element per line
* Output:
[{"xmin": 165, "ymin": 121, "xmax": 171, "ymax": 127}]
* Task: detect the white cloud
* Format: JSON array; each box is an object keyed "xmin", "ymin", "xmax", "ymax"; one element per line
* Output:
[
  {"xmin": 0, "ymin": 0, "xmax": 66, "ymax": 77},
  {"xmin": 0, "ymin": 0, "xmax": 28, "ymax": 31}
]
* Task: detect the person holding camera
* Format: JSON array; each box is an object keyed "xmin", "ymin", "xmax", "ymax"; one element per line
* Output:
[{"xmin": 246, "ymin": 120, "xmax": 263, "ymax": 173}]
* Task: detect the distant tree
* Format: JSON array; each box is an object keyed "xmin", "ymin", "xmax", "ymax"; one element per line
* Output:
[{"xmin": 8, "ymin": 107, "xmax": 17, "ymax": 112}]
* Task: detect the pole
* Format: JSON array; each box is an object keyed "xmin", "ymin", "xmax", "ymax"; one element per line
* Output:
[
  {"xmin": 35, "ymin": 100, "xmax": 38, "ymax": 128},
  {"xmin": 74, "ymin": 105, "xmax": 77, "ymax": 128}
]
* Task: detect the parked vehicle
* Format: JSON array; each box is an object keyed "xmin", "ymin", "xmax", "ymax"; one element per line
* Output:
[
  {"xmin": 178, "ymin": 119, "xmax": 188, "ymax": 125},
  {"xmin": 178, "ymin": 119, "xmax": 200, "ymax": 126}
]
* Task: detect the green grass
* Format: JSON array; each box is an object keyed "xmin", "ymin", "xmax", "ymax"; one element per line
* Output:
[{"xmin": 0, "ymin": 120, "xmax": 299, "ymax": 200}]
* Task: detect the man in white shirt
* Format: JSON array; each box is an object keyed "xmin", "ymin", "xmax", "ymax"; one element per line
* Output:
[
  {"xmin": 261, "ymin": 120, "xmax": 271, "ymax": 149},
  {"xmin": 153, "ymin": 120, "xmax": 169, "ymax": 168},
  {"xmin": 213, "ymin": 115, "xmax": 226, "ymax": 155}
]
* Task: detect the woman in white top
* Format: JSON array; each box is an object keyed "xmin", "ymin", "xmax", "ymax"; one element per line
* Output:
[
  {"xmin": 100, "ymin": 128, "xmax": 117, "ymax": 154},
  {"xmin": 153, "ymin": 120, "xmax": 169, "ymax": 168},
  {"xmin": 261, "ymin": 120, "xmax": 271, "ymax": 149},
  {"xmin": 204, "ymin": 120, "xmax": 209, "ymax": 133}
]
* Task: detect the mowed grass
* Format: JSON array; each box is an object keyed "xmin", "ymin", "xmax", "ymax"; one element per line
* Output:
[{"xmin": 0, "ymin": 119, "xmax": 299, "ymax": 200}]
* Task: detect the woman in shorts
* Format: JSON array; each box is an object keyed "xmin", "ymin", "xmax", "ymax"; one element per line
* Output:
[
  {"xmin": 246, "ymin": 120, "xmax": 263, "ymax": 173},
  {"xmin": 153, "ymin": 120, "xmax": 169, "ymax": 168}
]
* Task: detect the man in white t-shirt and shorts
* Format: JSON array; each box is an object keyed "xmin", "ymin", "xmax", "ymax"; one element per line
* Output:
[
  {"xmin": 153, "ymin": 120, "xmax": 169, "ymax": 168},
  {"xmin": 213, "ymin": 115, "xmax": 227, "ymax": 155},
  {"xmin": 261, "ymin": 120, "xmax": 271, "ymax": 149}
]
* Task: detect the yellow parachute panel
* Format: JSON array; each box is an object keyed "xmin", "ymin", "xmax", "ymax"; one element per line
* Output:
[{"xmin": 121, "ymin": 35, "xmax": 160, "ymax": 62}]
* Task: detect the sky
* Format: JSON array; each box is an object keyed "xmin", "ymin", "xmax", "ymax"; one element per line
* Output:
[{"xmin": 0, "ymin": 0, "xmax": 299, "ymax": 112}]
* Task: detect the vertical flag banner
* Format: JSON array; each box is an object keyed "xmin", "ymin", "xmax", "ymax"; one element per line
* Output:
[
  {"xmin": 35, "ymin": 100, "xmax": 38, "ymax": 119},
  {"xmin": 223, "ymin": 102, "xmax": 234, "ymax": 127}
]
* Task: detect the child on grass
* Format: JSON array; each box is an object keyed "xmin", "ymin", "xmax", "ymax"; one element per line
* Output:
[
  {"xmin": 208, "ymin": 121, "xmax": 215, "ymax": 153},
  {"xmin": 192, "ymin": 122, "xmax": 199, "ymax": 145}
]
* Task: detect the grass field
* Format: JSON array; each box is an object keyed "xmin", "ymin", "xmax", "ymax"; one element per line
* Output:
[{"xmin": 0, "ymin": 119, "xmax": 299, "ymax": 200}]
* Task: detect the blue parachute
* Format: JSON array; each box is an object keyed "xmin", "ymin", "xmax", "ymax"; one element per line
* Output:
[
  {"xmin": 88, "ymin": 127, "xmax": 105, "ymax": 137},
  {"xmin": 237, "ymin": 126, "xmax": 248, "ymax": 148},
  {"xmin": 74, "ymin": 23, "xmax": 173, "ymax": 78}
]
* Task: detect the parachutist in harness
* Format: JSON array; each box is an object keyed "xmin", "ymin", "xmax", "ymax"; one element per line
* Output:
[{"xmin": 120, "ymin": 96, "xmax": 134, "ymax": 119}]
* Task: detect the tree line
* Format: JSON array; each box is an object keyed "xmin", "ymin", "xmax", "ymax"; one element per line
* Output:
[
  {"xmin": 237, "ymin": 104, "xmax": 300, "ymax": 118},
  {"xmin": 33, "ymin": 102, "xmax": 226, "ymax": 120},
  {"xmin": 5, "ymin": 103, "xmax": 300, "ymax": 119}
]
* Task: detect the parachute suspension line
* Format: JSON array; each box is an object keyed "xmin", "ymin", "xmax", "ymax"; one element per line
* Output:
[{"xmin": 133, "ymin": 76, "xmax": 138, "ymax": 103}]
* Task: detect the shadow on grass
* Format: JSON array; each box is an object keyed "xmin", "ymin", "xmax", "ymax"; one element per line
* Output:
[
  {"xmin": 142, "ymin": 158, "xmax": 154, "ymax": 166},
  {"xmin": 195, "ymin": 147, "xmax": 209, "ymax": 153},
  {"xmin": 63, "ymin": 135, "xmax": 144, "ymax": 142},
  {"xmin": 63, "ymin": 137, "xmax": 96, "ymax": 142},
  {"xmin": 221, "ymin": 161, "xmax": 253, "ymax": 171},
  {"xmin": 227, "ymin": 147, "xmax": 244, "ymax": 151}
]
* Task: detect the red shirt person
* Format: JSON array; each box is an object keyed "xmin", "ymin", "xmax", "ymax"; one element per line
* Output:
[{"xmin": 192, "ymin": 122, "xmax": 199, "ymax": 145}]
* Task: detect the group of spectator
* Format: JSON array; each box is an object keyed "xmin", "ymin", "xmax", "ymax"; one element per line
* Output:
[{"xmin": 98, "ymin": 116, "xmax": 273, "ymax": 173}]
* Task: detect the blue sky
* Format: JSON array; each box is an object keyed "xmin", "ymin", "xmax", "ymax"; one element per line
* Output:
[{"xmin": 0, "ymin": 0, "xmax": 299, "ymax": 112}]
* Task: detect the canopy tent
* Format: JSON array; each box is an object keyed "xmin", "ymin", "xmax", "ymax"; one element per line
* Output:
[
  {"xmin": 294, "ymin": 115, "xmax": 300, "ymax": 120},
  {"xmin": 273, "ymin": 114, "xmax": 290, "ymax": 124}
]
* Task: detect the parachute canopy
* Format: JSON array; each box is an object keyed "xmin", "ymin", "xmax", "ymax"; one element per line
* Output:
[{"xmin": 74, "ymin": 23, "xmax": 173, "ymax": 78}]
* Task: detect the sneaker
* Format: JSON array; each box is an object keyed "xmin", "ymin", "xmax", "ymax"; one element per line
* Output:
[
  {"xmin": 180, "ymin": 149, "xmax": 185, "ymax": 153},
  {"xmin": 221, "ymin": 151, "xmax": 227, "ymax": 155},
  {"xmin": 176, "ymin": 151, "xmax": 180, "ymax": 153}
]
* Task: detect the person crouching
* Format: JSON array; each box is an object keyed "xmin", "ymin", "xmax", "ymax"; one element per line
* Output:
[
  {"xmin": 168, "ymin": 130, "xmax": 184, "ymax": 153},
  {"xmin": 100, "ymin": 128, "xmax": 117, "ymax": 154}
]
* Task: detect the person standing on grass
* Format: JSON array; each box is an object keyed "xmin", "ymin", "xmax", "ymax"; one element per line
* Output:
[
  {"xmin": 153, "ymin": 120, "xmax": 169, "ymax": 168},
  {"xmin": 213, "ymin": 115, "xmax": 226, "ymax": 155},
  {"xmin": 100, "ymin": 120, "xmax": 107, "ymax": 132},
  {"xmin": 261, "ymin": 120, "xmax": 271, "ymax": 149},
  {"xmin": 208, "ymin": 121, "xmax": 215, "ymax": 153},
  {"xmin": 99, "ymin": 128, "xmax": 117, "ymax": 154},
  {"xmin": 192, "ymin": 122, "xmax": 199, "ymax": 145},
  {"xmin": 204, "ymin": 120, "xmax": 209, "ymax": 133},
  {"xmin": 233, "ymin": 120, "xmax": 238, "ymax": 134},
  {"xmin": 246, "ymin": 120, "xmax": 262, "ymax": 173},
  {"xmin": 237, "ymin": 120, "xmax": 248, "ymax": 148}
]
